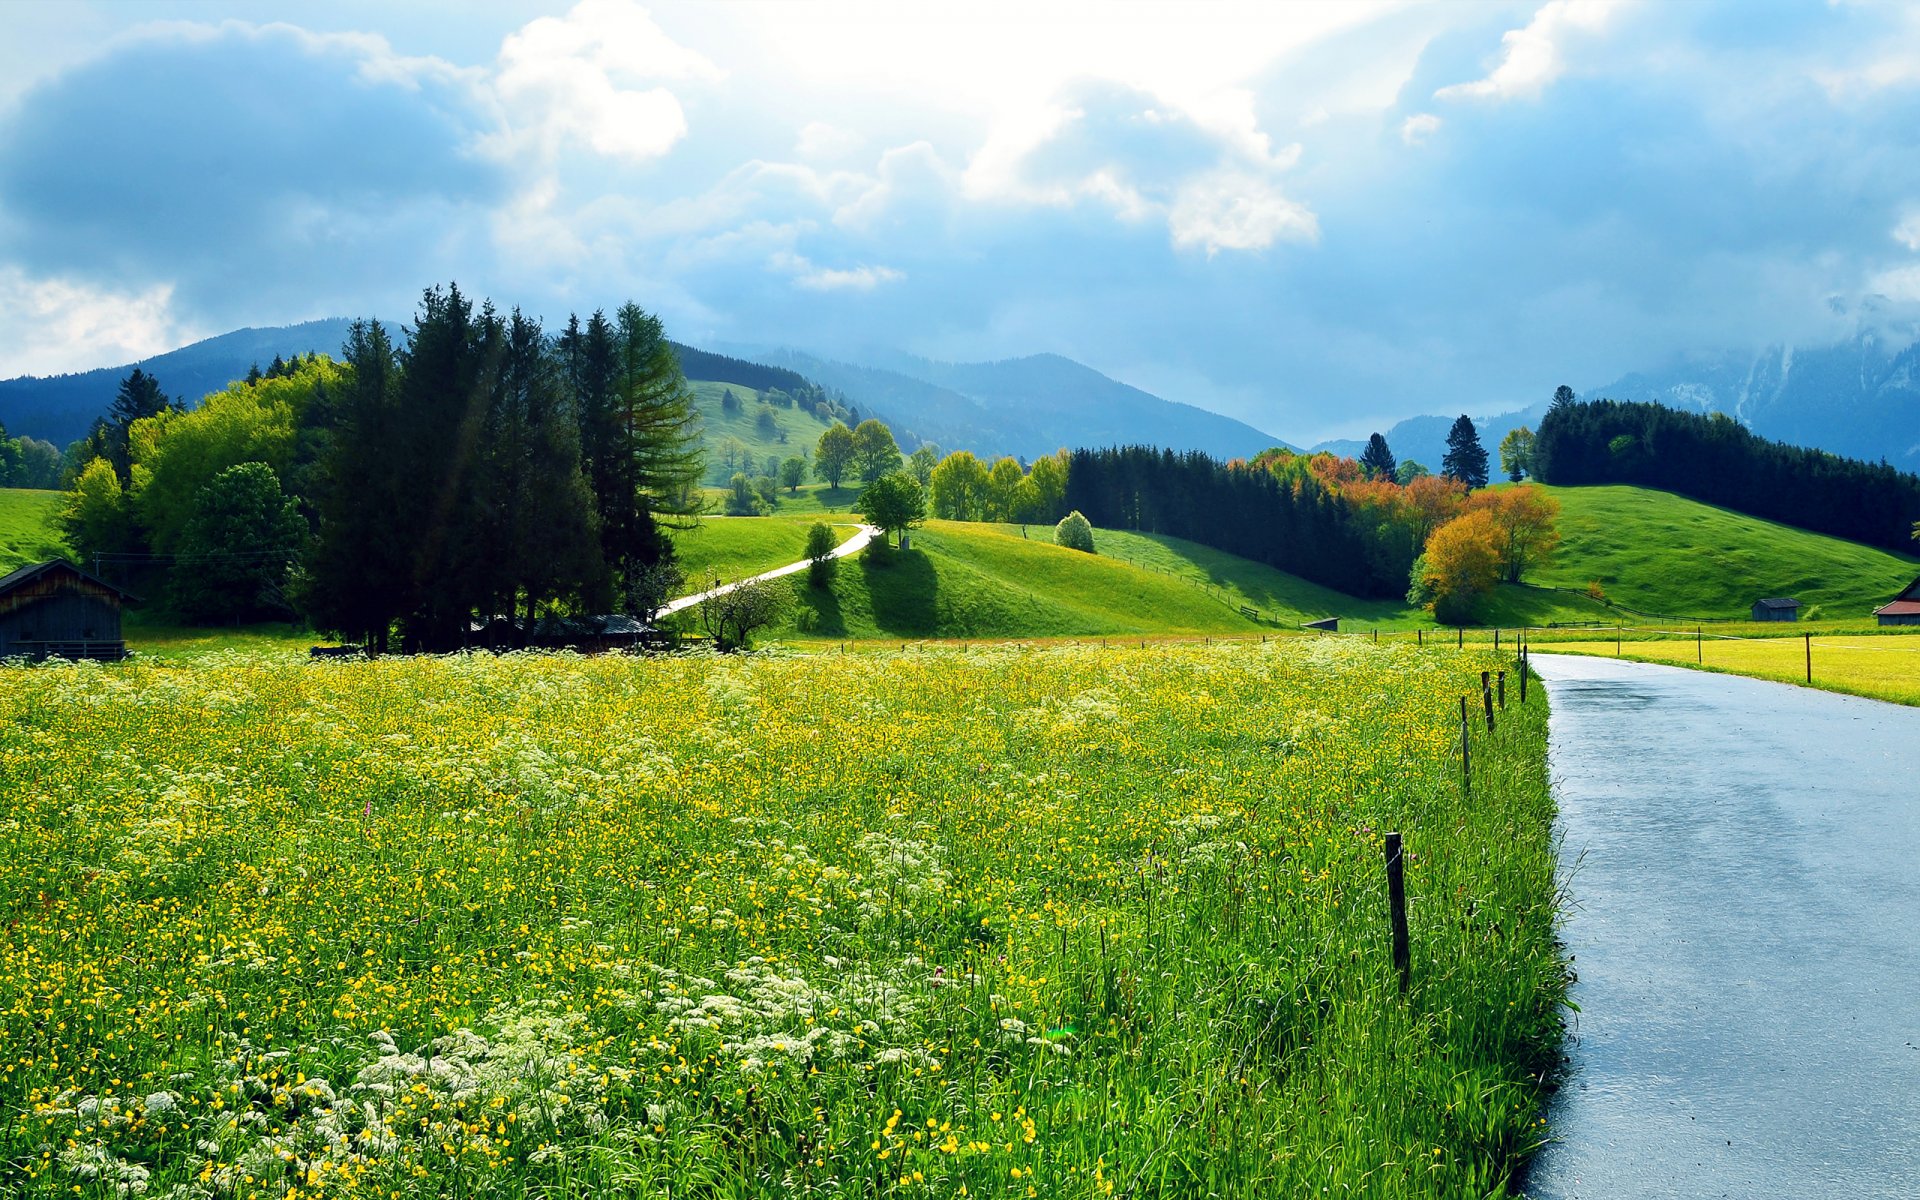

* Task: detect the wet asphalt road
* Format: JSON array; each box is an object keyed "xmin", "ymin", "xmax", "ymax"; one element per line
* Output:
[{"xmin": 1523, "ymin": 655, "xmax": 1920, "ymax": 1199}]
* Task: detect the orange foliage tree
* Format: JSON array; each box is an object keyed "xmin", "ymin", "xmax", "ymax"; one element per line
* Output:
[
  {"xmin": 1465, "ymin": 484, "xmax": 1562, "ymax": 583},
  {"xmin": 1409, "ymin": 508, "xmax": 1505, "ymax": 624}
]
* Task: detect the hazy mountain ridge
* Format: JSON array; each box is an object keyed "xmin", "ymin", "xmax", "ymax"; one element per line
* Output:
[
  {"xmin": 1315, "ymin": 334, "xmax": 1920, "ymax": 474},
  {"xmin": 728, "ymin": 345, "xmax": 1292, "ymax": 461},
  {"xmin": 0, "ymin": 319, "xmax": 358, "ymax": 445}
]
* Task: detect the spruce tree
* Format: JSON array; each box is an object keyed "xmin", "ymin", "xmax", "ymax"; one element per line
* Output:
[
  {"xmin": 1359, "ymin": 433, "xmax": 1397, "ymax": 480},
  {"xmin": 1442, "ymin": 415, "xmax": 1490, "ymax": 489}
]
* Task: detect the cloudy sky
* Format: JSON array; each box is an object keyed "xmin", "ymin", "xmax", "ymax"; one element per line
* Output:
[{"xmin": 4, "ymin": 0, "xmax": 1920, "ymax": 442}]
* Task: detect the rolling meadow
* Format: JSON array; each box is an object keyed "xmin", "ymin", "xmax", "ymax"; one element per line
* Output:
[{"xmin": 0, "ymin": 640, "xmax": 1562, "ymax": 1198}]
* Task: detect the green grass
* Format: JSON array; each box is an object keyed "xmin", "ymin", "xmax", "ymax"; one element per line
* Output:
[
  {"xmin": 120, "ymin": 612, "xmax": 318, "ymax": 659},
  {"xmin": 0, "ymin": 488, "xmax": 68, "ymax": 573},
  {"xmin": 690, "ymin": 380, "xmax": 836, "ymax": 487},
  {"xmin": 769, "ymin": 521, "xmax": 1273, "ymax": 641},
  {"xmin": 0, "ymin": 641, "xmax": 1563, "ymax": 1198},
  {"xmin": 1529, "ymin": 484, "xmax": 1920, "ymax": 621},
  {"xmin": 668, "ymin": 514, "xmax": 858, "ymax": 595},
  {"xmin": 697, "ymin": 481, "xmax": 864, "ymax": 517}
]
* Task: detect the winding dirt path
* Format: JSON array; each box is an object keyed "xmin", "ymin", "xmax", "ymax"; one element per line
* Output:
[{"xmin": 659, "ymin": 523, "xmax": 878, "ymax": 617}]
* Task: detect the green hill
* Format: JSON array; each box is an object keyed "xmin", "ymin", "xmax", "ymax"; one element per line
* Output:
[
  {"xmin": 689, "ymin": 380, "xmax": 836, "ymax": 487},
  {"xmin": 1531, "ymin": 484, "xmax": 1919, "ymax": 620},
  {"xmin": 0, "ymin": 489, "xmax": 68, "ymax": 572}
]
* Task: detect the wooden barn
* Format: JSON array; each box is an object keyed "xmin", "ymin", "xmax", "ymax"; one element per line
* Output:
[
  {"xmin": 1873, "ymin": 576, "xmax": 1920, "ymax": 626},
  {"xmin": 1750, "ymin": 597, "xmax": 1801, "ymax": 622},
  {"xmin": 0, "ymin": 560, "xmax": 135, "ymax": 661}
]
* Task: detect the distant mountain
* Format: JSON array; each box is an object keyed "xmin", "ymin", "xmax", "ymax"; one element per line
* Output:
[
  {"xmin": 1316, "ymin": 334, "xmax": 1920, "ymax": 474},
  {"xmin": 731, "ymin": 346, "xmax": 1294, "ymax": 461},
  {"xmin": 1586, "ymin": 336, "xmax": 1920, "ymax": 468},
  {"xmin": 0, "ymin": 319, "xmax": 357, "ymax": 445}
]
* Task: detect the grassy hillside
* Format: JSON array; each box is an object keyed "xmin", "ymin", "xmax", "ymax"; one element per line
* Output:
[
  {"xmin": 1531, "ymin": 484, "xmax": 1919, "ymax": 620},
  {"xmin": 0, "ymin": 488, "xmax": 67, "ymax": 572},
  {"xmin": 667, "ymin": 514, "xmax": 857, "ymax": 594},
  {"xmin": 773, "ymin": 521, "xmax": 1270, "ymax": 641},
  {"xmin": 689, "ymin": 380, "xmax": 836, "ymax": 487}
]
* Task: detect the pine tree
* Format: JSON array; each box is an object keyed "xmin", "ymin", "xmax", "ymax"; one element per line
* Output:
[
  {"xmin": 1359, "ymin": 433, "xmax": 1396, "ymax": 480},
  {"xmin": 106, "ymin": 368, "xmax": 174, "ymax": 484},
  {"xmin": 1442, "ymin": 415, "xmax": 1490, "ymax": 489}
]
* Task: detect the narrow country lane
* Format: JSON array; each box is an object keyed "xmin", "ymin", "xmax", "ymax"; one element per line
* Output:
[
  {"xmin": 1524, "ymin": 655, "xmax": 1920, "ymax": 1198},
  {"xmin": 658, "ymin": 522, "xmax": 878, "ymax": 617}
]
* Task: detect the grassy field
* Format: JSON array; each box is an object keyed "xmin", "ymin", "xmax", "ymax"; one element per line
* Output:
[
  {"xmin": 1532, "ymin": 629, "xmax": 1920, "ymax": 706},
  {"xmin": 0, "ymin": 641, "xmax": 1563, "ymax": 1198},
  {"xmin": 689, "ymin": 381, "xmax": 837, "ymax": 488},
  {"xmin": 1078, "ymin": 527, "xmax": 1614, "ymax": 632},
  {"xmin": 1531, "ymin": 484, "xmax": 1919, "ymax": 621},
  {"xmin": 765, "ymin": 521, "xmax": 1273, "ymax": 641},
  {"xmin": 0, "ymin": 489, "xmax": 67, "ymax": 573},
  {"xmin": 669, "ymin": 516, "xmax": 859, "ymax": 596}
]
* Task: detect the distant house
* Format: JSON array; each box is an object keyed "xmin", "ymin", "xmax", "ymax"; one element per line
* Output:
[
  {"xmin": 1873, "ymin": 576, "xmax": 1920, "ymax": 626},
  {"xmin": 1302, "ymin": 617, "xmax": 1339, "ymax": 632},
  {"xmin": 1750, "ymin": 597, "xmax": 1801, "ymax": 622},
  {"xmin": 0, "ymin": 560, "xmax": 135, "ymax": 661}
]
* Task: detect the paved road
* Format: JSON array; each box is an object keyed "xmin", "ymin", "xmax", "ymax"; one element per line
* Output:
[
  {"xmin": 1523, "ymin": 655, "xmax": 1920, "ymax": 1198},
  {"xmin": 659, "ymin": 523, "xmax": 877, "ymax": 617}
]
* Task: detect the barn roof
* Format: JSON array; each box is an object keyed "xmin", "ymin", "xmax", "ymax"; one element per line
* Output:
[
  {"xmin": 1874, "ymin": 600, "xmax": 1920, "ymax": 617},
  {"xmin": 1753, "ymin": 597, "xmax": 1800, "ymax": 609},
  {"xmin": 0, "ymin": 559, "xmax": 137, "ymax": 602},
  {"xmin": 1894, "ymin": 575, "xmax": 1920, "ymax": 604}
]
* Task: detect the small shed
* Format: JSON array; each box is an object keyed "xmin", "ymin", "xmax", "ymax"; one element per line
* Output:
[
  {"xmin": 1302, "ymin": 617, "xmax": 1339, "ymax": 633},
  {"xmin": 0, "ymin": 560, "xmax": 135, "ymax": 661},
  {"xmin": 467, "ymin": 613, "xmax": 668, "ymax": 653},
  {"xmin": 1750, "ymin": 597, "xmax": 1801, "ymax": 622},
  {"xmin": 1873, "ymin": 576, "xmax": 1920, "ymax": 626}
]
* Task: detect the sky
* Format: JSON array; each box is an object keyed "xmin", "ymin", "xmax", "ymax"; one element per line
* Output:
[{"xmin": 4, "ymin": 0, "xmax": 1920, "ymax": 443}]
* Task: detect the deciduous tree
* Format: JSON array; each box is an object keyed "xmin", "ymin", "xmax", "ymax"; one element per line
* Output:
[
  {"xmin": 859, "ymin": 471, "xmax": 925, "ymax": 545},
  {"xmin": 1055, "ymin": 510, "xmax": 1095, "ymax": 553},
  {"xmin": 1409, "ymin": 508, "xmax": 1503, "ymax": 623},
  {"xmin": 814, "ymin": 422, "xmax": 855, "ymax": 488},
  {"xmin": 851, "ymin": 419, "xmax": 903, "ymax": 484},
  {"xmin": 1499, "ymin": 426, "xmax": 1535, "ymax": 482},
  {"xmin": 1465, "ymin": 483, "xmax": 1561, "ymax": 583}
]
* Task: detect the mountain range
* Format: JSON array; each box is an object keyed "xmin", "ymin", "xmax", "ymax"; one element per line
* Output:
[
  {"xmin": 0, "ymin": 320, "xmax": 1291, "ymax": 462},
  {"xmin": 1316, "ymin": 333, "xmax": 1920, "ymax": 474},
  {"xmin": 5, "ymin": 319, "xmax": 1919, "ymax": 475}
]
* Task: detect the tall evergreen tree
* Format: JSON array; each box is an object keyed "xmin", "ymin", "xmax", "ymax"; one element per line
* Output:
[
  {"xmin": 305, "ymin": 319, "xmax": 406, "ymax": 649},
  {"xmin": 106, "ymin": 367, "xmax": 174, "ymax": 484},
  {"xmin": 1548, "ymin": 384, "xmax": 1577, "ymax": 414},
  {"xmin": 1359, "ymin": 433, "xmax": 1397, "ymax": 480},
  {"xmin": 1442, "ymin": 415, "xmax": 1490, "ymax": 489}
]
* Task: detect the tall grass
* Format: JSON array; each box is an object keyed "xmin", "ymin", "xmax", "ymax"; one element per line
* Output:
[{"xmin": 0, "ymin": 641, "xmax": 1562, "ymax": 1197}]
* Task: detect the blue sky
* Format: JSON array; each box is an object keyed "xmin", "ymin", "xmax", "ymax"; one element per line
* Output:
[{"xmin": 3, "ymin": 0, "xmax": 1920, "ymax": 442}]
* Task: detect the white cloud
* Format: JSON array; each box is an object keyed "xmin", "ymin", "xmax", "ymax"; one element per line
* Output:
[
  {"xmin": 1435, "ymin": 0, "xmax": 1628, "ymax": 103},
  {"xmin": 1868, "ymin": 263, "xmax": 1920, "ymax": 303},
  {"xmin": 1168, "ymin": 170, "xmax": 1318, "ymax": 255},
  {"xmin": 1401, "ymin": 112, "xmax": 1442, "ymax": 145},
  {"xmin": 489, "ymin": 0, "xmax": 721, "ymax": 165},
  {"xmin": 770, "ymin": 251, "xmax": 904, "ymax": 291},
  {"xmin": 796, "ymin": 121, "xmax": 863, "ymax": 160},
  {"xmin": 1894, "ymin": 212, "xmax": 1920, "ymax": 252},
  {"xmin": 0, "ymin": 268, "xmax": 198, "ymax": 378}
]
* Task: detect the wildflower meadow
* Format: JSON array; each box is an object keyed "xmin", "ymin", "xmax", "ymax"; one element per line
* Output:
[{"xmin": 0, "ymin": 640, "xmax": 1564, "ymax": 1198}]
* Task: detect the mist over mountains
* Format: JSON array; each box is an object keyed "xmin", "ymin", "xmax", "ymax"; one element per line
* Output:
[
  {"xmin": 4, "ymin": 318, "xmax": 1919, "ymax": 478},
  {"xmin": 1317, "ymin": 334, "xmax": 1920, "ymax": 475}
]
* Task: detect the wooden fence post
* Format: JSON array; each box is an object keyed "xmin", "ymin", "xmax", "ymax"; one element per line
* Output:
[
  {"xmin": 1806, "ymin": 633, "xmax": 1812, "ymax": 684},
  {"xmin": 1520, "ymin": 648, "xmax": 1529, "ymax": 704},
  {"xmin": 1697, "ymin": 626, "xmax": 1702, "ymax": 664},
  {"xmin": 1497, "ymin": 670, "xmax": 1506, "ymax": 709},
  {"xmin": 1460, "ymin": 696, "xmax": 1472, "ymax": 795},
  {"xmin": 1385, "ymin": 832, "xmax": 1410, "ymax": 994},
  {"xmin": 1481, "ymin": 672, "xmax": 1495, "ymax": 732},
  {"xmin": 1457, "ymin": 627, "xmax": 1463, "ymax": 649}
]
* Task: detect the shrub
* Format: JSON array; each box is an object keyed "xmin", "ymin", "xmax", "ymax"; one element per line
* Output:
[
  {"xmin": 1055, "ymin": 510, "xmax": 1095, "ymax": 553},
  {"xmin": 805, "ymin": 522, "xmax": 838, "ymax": 588}
]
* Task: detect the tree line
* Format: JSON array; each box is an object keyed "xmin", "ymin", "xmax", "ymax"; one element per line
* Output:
[
  {"xmin": 1533, "ymin": 394, "xmax": 1920, "ymax": 553},
  {"xmin": 60, "ymin": 285, "xmax": 702, "ymax": 650}
]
